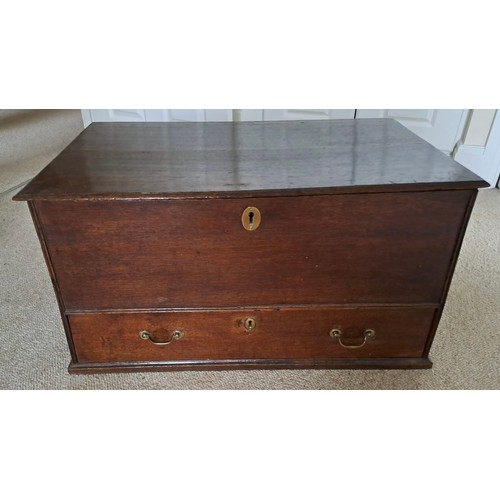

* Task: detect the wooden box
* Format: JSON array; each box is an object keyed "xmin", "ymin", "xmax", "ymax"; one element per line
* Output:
[{"xmin": 14, "ymin": 119, "xmax": 488, "ymax": 373}]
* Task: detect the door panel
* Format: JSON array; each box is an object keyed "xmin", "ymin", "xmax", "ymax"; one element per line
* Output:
[
  {"xmin": 85, "ymin": 109, "xmax": 232, "ymax": 123},
  {"xmin": 89, "ymin": 109, "xmax": 147, "ymax": 122},
  {"xmin": 356, "ymin": 109, "xmax": 467, "ymax": 154},
  {"xmin": 264, "ymin": 109, "xmax": 355, "ymax": 120},
  {"xmin": 144, "ymin": 109, "xmax": 205, "ymax": 121},
  {"xmin": 239, "ymin": 109, "xmax": 355, "ymax": 121},
  {"xmin": 386, "ymin": 109, "xmax": 432, "ymax": 121},
  {"xmin": 144, "ymin": 109, "xmax": 232, "ymax": 121}
]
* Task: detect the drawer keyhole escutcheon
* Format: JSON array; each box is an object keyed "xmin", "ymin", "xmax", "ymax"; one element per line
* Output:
[
  {"xmin": 242, "ymin": 206, "xmax": 261, "ymax": 231},
  {"xmin": 329, "ymin": 328, "xmax": 375, "ymax": 349},
  {"xmin": 139, "ymin": 329, "xmax": 184, "ymax": 346},
  {"xmin": 244, "ymin": 317, "xmax": 257, "ymax": 332}
]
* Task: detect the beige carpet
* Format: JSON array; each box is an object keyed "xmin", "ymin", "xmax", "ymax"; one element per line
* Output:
[{"xmin": 1, "ymin": 110, "xmax": 499, "ymax": 389}]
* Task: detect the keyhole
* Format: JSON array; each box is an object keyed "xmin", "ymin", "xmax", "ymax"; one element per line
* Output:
[
  {"xmin": 242, "ymin": 206, "xmax": 261, "ymax": 231},
  {"xmin": 244, "ymin": 317, "xmax": 256, "ymax": 331}
]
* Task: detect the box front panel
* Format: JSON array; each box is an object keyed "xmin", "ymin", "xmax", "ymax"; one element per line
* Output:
[{"xmin": 36, "ymin": 191, "xmax": 470, "ymax": 311}]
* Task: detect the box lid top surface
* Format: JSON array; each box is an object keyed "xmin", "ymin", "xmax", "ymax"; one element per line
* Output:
[{"xmin": 14, "ymin": 119, "xmax": 488, "ymax": 200}]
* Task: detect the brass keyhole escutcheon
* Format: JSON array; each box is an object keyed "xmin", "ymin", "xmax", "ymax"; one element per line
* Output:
[
  {"xmin": 244, "ymin": 317, "xmax": 257, "ymax": 332},
  {"xmin": 242, "ymin": 207, "xmax": 261, "ymax": 231}
]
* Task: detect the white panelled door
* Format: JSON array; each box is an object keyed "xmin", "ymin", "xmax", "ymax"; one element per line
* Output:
[
  {"xmin": 356, "ymin": 109, "xmax": 468, "ymax": 154},
  {"xmin": 81, "ymin": 109, "xmax": 232, "ymax": 127},
  {"xmin": 239, "ymin": 109, "xmax": 355, "ymax": 121}
]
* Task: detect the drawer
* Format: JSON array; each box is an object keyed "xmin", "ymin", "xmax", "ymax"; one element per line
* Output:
[
  {"xmin": 69, "ymin": 307, "xmax": 435, "ymax": 364},
  {"xmin": 36, "ymin": 191, "xmax": 469, "ymax": 310}
]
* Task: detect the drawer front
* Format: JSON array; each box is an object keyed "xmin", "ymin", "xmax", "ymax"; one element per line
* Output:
[
  {"xmin": 36, "ymin": 191, "xmax": 470, "ymax": 310},
  {"xmin": 69, "ymin": 307, "xmax": 435, "ymax": 363}
]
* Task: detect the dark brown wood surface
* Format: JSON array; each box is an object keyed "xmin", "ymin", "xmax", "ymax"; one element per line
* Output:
[
  {"xmin": 422, "ymin": 189, "xmax": 479, "ymax": 356},
  {"xmin": 35, "ymin": 190, "xmax": 471, "ymax": 311},
  {"xmin": 69, "ymin": 306, "xmax": 435, "ymax": 363},
  {"xmin": 68, "ymin": 357, "xmax": 433, "ymax": 373},
  {"xmin": 14, "ymin": 119, "xmax": 487, "ymax": 201},
  {"xmin": 27, "ymin": 202, "xmax": 77, "ymax": 361}
]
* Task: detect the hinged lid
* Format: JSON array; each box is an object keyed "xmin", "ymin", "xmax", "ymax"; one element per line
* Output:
[{"xmin": 13, "ymin": 119, "xmax": 488, "ymax": 201}]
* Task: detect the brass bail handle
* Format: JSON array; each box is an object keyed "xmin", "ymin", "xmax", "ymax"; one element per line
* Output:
[
  {"xmin": 329, "ymin": 328, "xmax": 375, "ymax": 349},
  {"xmin": 139, "ymin": 329, "xmax": 184, "ymax": 346}
]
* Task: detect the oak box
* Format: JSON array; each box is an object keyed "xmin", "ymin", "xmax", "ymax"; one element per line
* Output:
[{"xmin": 14, "ymin": 119, "xmax": 487, "ymax": 373}]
